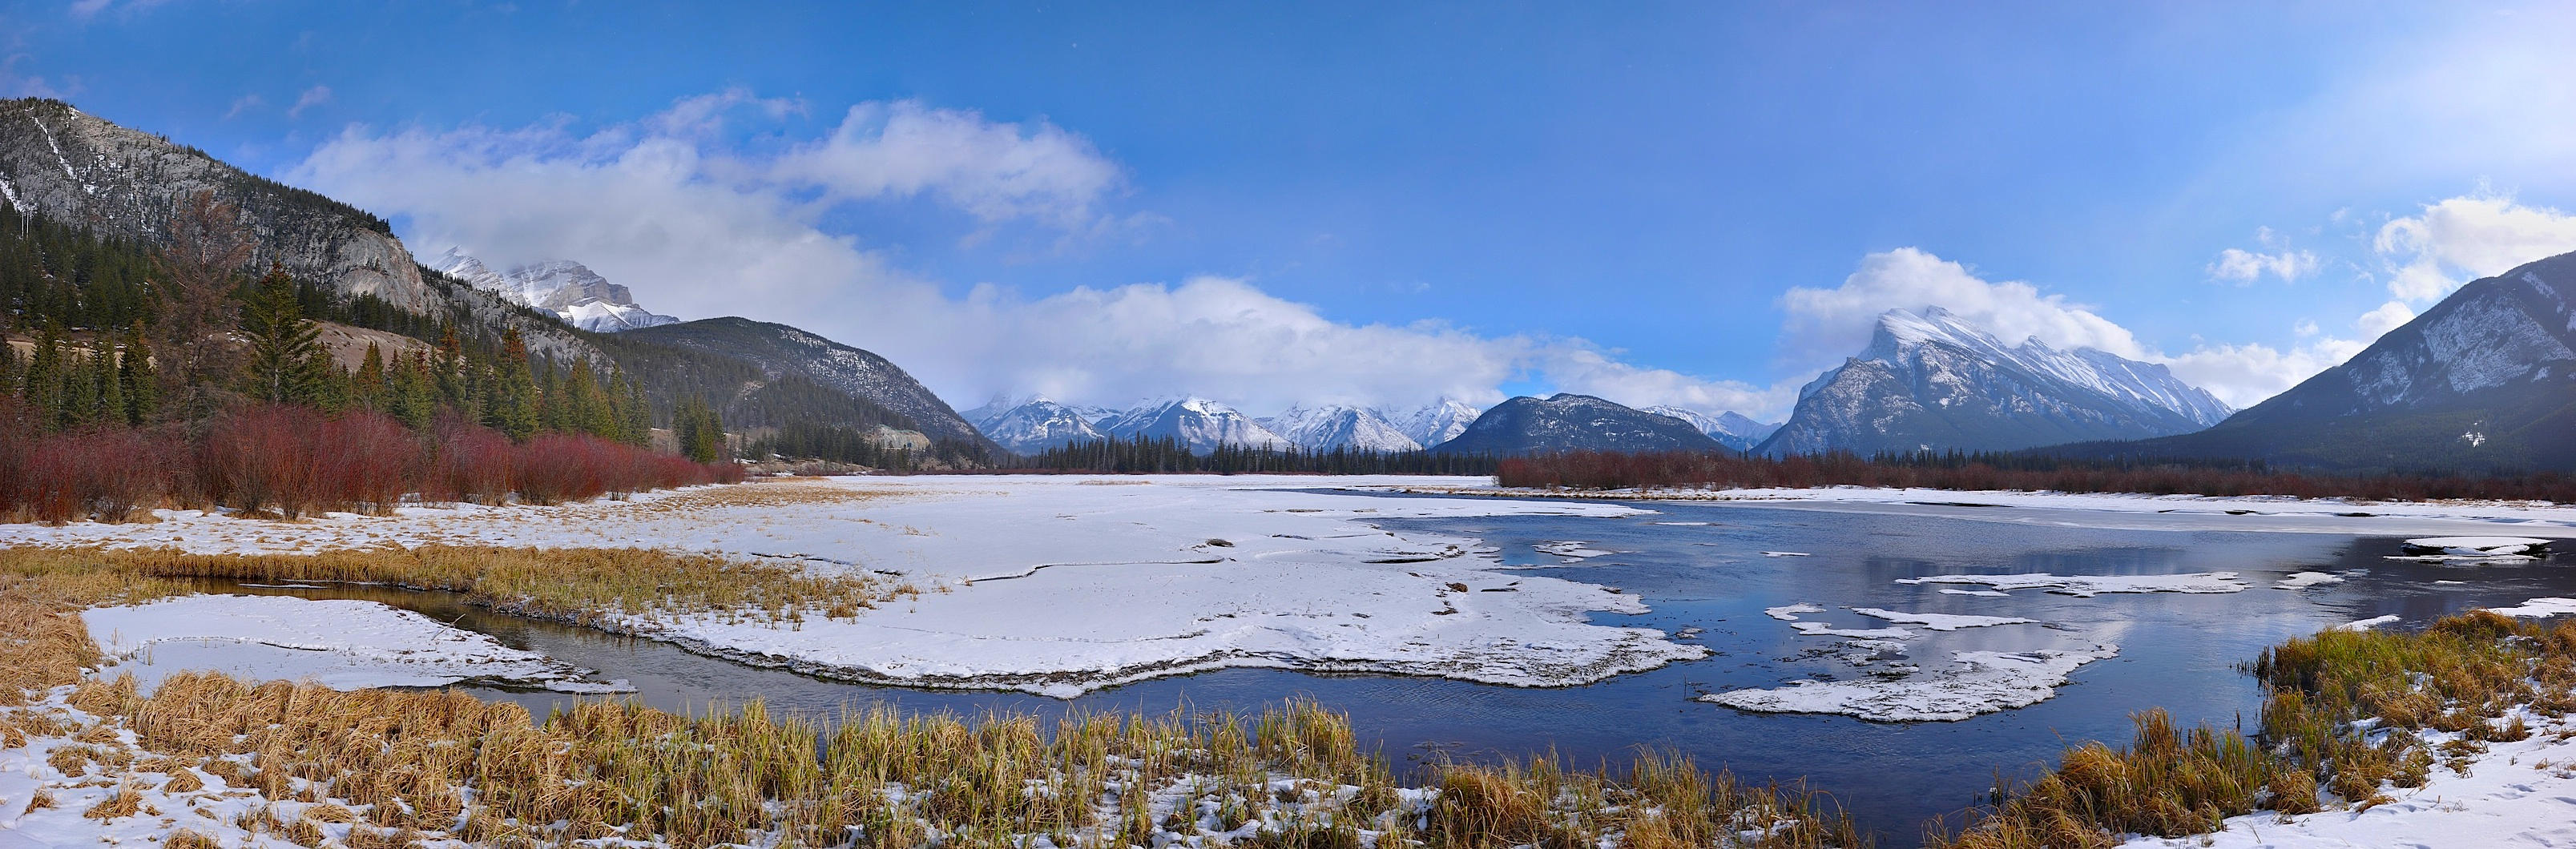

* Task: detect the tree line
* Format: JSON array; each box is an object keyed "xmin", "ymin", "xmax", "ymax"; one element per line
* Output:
[
  {"xmin": 0, "ymin": 191, "xmax": 738, "ymax": 522},
  {"xmin": 1494, "ymin": 448, "xmax": 2576, "ymax": 503}
]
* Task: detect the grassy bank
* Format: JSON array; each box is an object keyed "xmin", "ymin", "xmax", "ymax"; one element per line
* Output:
[
  {"xmin": 1933, "ymin": 611, "xmax": 2576, "ymax": 847},
  {"xmin": 0, "ymin": 547, "xmax": 1869, "ymax": 848}
]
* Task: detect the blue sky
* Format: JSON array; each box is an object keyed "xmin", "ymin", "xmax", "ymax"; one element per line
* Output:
[{"xmin": 7, "ymin": 1, "xmax": 2574, "ymax": 417}]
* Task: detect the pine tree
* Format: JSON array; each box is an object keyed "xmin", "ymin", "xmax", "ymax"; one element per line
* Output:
[
  {"xmin": 617, "ymin": 374, "xmax": 651, "ymax": 446},
  {"xmin": 486, "ymin": 328, "xmax": 539, "ymax": 440},
  {"xmin": 118, "ymin": 324, "xmax": 156, "ymax": 424},
  {"xmin": 240, "ymin": 264, "xmax": 329, "ymax": 405},
  {"xmin": 674, "ymin": 396, "xmax": 725, "ymax": 462},
  {"xmin": 24, "ymin": 327, "xmax": 64, "ymax": 429},
  {"xmin": 353, "ymin": 343, "xmax": 387, "ymax": 411},
  {"xmin": 93, "ymin": 345, "xmax": 123, "ymax": 426}
]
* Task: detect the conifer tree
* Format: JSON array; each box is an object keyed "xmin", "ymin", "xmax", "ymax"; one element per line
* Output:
[
  {"xmin": 353, "ymin": 342, "xmax": 387, "ymax": 411},
  {"xmin": 118, "ymin": 324, "xmax": 156, "ymax": 424},
  {"xmin": 24, "ymin": 326, "xmax": 64, "ymax": 429},
  {"xmin": 673, "ymin": 396, "xmax": 725, "ymax": 462},
  {"xmin": 93, "ymin": 345, "xmax": 123, "ymax": 425},
  {"xmin": 486, "ymin": 328, "xmax": 539, "ymax": 439},
  {"xmin": 240, "ymin": 264, "xmax": 329, "ymax": 405}
]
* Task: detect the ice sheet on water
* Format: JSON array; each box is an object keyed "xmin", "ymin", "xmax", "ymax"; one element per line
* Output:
[
  {"xmin": 1847, "ymin": 607, "xmax": 2036, "ymax": 631},
  {"xmin": 1895, "ymin": 572, "xmax": 2247, "ymax": 597},
  {"xmin": 1700, "ymin": 644, "xmax": 2118, "ymax": 722}
]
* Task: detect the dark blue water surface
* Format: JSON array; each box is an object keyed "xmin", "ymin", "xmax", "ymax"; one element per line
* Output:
[{"xmin": 202, "ymin": 494, "xmax": 2576, "ymax": 846}]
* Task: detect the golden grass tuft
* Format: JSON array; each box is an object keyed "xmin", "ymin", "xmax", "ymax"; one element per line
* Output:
[
  {"xmin": 164, "ymin": 828, "xmax": 223, "ymax": 849},
  {"xmin": 1937, "ymin": 613, "xmax": 2576, "ymax": 848}
]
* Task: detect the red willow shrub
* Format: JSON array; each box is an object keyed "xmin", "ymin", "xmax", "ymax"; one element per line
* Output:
[
  {"xmin": 1494, "ymin": 450, "xmax": 2576, "ymax": 504},
  {"xmin": 0, "ymin": 400, "xmax": 741, "ymax": 524}
]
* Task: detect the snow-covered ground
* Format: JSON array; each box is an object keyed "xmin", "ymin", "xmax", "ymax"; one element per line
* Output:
[
  {"xmin": 10, "ymin": 476, "xmax": 1706, "ymax": 697},
  {"xmin": 2116, "ymin": 710, "xmax": 2576, "ymax": 848},
  {"xmin": 84, "ymin": 593, "xmax": 627, "ymax": 693},
  {"xmin": 1377, "ymin": 482, "xmax": 2576, "ymax": 538}
]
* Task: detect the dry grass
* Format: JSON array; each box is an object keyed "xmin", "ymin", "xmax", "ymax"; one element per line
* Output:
[
  {"xmin": 1935, "ymin": 612, "xmax": 2576, "ymax": 848},
  {"xmin": 0, "ymin": 544, "xmax": 1866, "ymax": 849},
  {"xmin": 0, "ymin": 545, "xmax": 900, "ymax": 628}
]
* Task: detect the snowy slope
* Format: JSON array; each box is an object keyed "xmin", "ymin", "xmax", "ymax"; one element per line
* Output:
[
  {"xmin": 2114, "ymin": 251, "xmax": 2576, "ymax": 471},
  {"xmin": 1385, "ymin": 399, "xmax": 1483, "ymax": 448},
  {"xmin": 1642, "ymin": 406, "xmax": 1780, "ymax": 452},
  {"xmin": 975, "ymin": 397, "xmax": 1113, "ymax": 454},
  {"xmin": 1759, "ymin": 308, "xmax": 2231, "ymax": 456},
  {"xmin": 1260, "ymin": 405, "xmax": 1425, "ymax": 453},
  {"xmin": 1436, "ymin": 394, "xmax": 1724, "ymax": 455},
  {"xmin": 1101, "ymin": 397, "xmax": 1292, "ymax": 453},
  {"xmin": 434, "ymin": 249, "xmax": 679, "ymax": 332}
]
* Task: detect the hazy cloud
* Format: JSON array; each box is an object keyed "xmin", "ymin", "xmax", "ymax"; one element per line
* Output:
[
  {"xmin": 1780, "ymin": 247, "xmax": 2147, "ymax": 365},
  {"xmin": 2374, "ymin": 193, "xmax": 2576, "ymax": 304},
  {"xmin": 287, "ymin": 85, "xmax": 332, "ymax": 119},
  {"xmin": 289, "ymin": 91, "xmax": 1773, "ymax": 418}
]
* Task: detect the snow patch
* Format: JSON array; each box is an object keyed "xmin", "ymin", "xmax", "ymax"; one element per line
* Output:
[
  {"xmin": 2483, "ymin": 598, "xmax": 2576, "ymax": 619},
  {"xmin": 83, "ymin": 593, "xmax": 623, "ymax": 693},
  {"xmin": 1700, "ymin": 644, "xmax": 2118, "ymax": 722},
  {"xmin": 1895, "ymin": 572, "xmax": 2249, "ymax": 597},
  {"xmin": 2275, "ymin": 571, "xmax": 2347, "ymax": 589},
  {"xmin": 2336, "ymin": 614, "xmax": 2401, "ymax": 632},
  {"xmin": 1846, "ymin": 607, "xmax": 2036, "ymax": 631}
]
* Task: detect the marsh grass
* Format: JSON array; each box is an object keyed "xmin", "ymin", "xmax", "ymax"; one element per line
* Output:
[
  {"xmin": 0, "ymin": 545, "xmax": 1868, "ymax": 848},
  {"xmin": 1935, "ymin": 611, "xmax": 2576, "ymax": 848},
  {"xmin": 0, "ymin": 545, "xmax": 904, "ymax": 628}
]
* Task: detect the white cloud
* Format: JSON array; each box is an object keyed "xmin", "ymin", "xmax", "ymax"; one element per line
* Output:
[
  {"xmin": 2374, "ymin": 194, "xmax": 2576, "ymax": 304},
  {"xmin": 288, "ymin": 92, "xmax": 1772, "ymax": 419},
  {"xmin": 1779, "ymin": 247, "xmax": 2383, "ymax": 409},
  {"xmin": 2207, "ymin": 247, "xmax": 2318, "ymax": 284},
  {"xmin": 2163, "ymin": 338, "xmax": 2365, "ymax": 410},
  {"xmin": 768, "ymin": 100, "xmax": 1127, "ymax": 233},
  {"xmin": 1779, "ymin": 247, "xmax": 2146, "ymax": 365},
  {"xmin": 286, "ymin": 85, "xmax": 332, "ymax": 119},
  {"xmin": 221, "ymin": 94, "xmax": 262, "ymax": 120},
  {"xmin": 2355, "ymin": 300, "xmax": 2417, "ymax": 337}
]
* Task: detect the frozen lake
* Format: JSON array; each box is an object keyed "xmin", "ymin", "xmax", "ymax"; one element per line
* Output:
[{"xmin": 160, "ymin": 487, "xmax": 2576, "ymax": 844}]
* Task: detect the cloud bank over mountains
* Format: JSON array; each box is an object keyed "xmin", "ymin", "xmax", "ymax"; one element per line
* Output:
[{"xmin": 292, "ymin": 91, "xmax": 2576, "ymax": 420}]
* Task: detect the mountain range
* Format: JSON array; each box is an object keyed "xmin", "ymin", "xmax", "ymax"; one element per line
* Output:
[
  {"xmin": 1643, "ymin": 406, "xmax": 1780, "ymax": 452},
  {"xmin": 968, "ymin": 396, "xmax": 1493, "ymax": 455},
  {"xmin": 1755, "ymin": 307, "xmax": 2232, "ymax": 457},
  {"xmin": 433, "ymin": 250, "xmax": 678, "ymax": 332},
  {"xmin": 2067, "ymin": 251, "xmax": 2576, "ymax": 472},
  {"xmin": 1436, "ymin": 393, "xmax": 1723, "ymax": 455},
  {"xmin": 0, "ymin": 98, "xmax": 984, "ymax": 460}
]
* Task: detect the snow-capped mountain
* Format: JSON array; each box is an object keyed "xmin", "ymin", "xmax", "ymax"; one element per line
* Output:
[
  {"xmin": 1758, "ymin": 307, "xmax": 2231, "ymax": 457},
  {"xmin": 1101, "ymin": 397, "xmax": 1292, "ymax": 453},
  {"xmin": 1434, "ymin": 394, "xmax": 1723, "ymax": 455},
  {"xmin": 1641, "ymin": 406, "xmax": 1781, "ymax": 452},
  {"xmin": 2103, "ymin": 251, "xmax": 2576, "ymax": 471},
  {"xmin": 1385, "ymin": 399, "xmax": 1482, "ymax": 449},
  {"xmin": 969, "ymin": 397, "xmax": 1112, "ymax": 454},
  {"xmin": 434, "ymin": 249, "xmax": 679, "ymax": 332},
  {"xmin": 1260, "ymin": 405, "xmax": 1424, "ymax": 453}
]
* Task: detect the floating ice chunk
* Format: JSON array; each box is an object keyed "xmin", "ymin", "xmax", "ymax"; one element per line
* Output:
[
  {"xmin": 2405, "ymin": 537, "xmax": 2550, "ymax": 557},
  {"xmin": 1761, "ymin": 551, "xmax": 1812, "ymax": 557},
  {"xmin": 1701, "ymin": 644, "xmax": 2119, "ymax": 722},
  {"xmin": 2482, "ymin": 598, "xmax": 2576, "ymax": 618},
  {"xmin": 1895, "ymin": 572, "xmax": 2247, "ymax": 597},
  {"xmin": 83, "ymin": 593, "xmax": 624, "ymax": 693},
  {"xmin": 1847, "ymin": 607, "xmax": 2036, "ymax": 631},
  {"xmin": 2335, "ymin": 614, "xmax": 2401, "ymax": 632},
  {"xmin": 2275, "ymin": 571, "xmax": 2345, "ymax": 589},
  {"xmin": 1647, "ymin": 521, "xmax": 1713, "ymax": 526},
  {"xmin": 1937, "ymin": 588, "xmax": 2011, "ymax": 598},
  {"xmin": 1790, "ymin": 622, "xmax": 1917, "ymax": 639},
  {"xmin": 1765, "ymin": 603, "xmax": 1826, "ymax": 621},
  {"xmin": 1534, "ymin": 541, "xmax": 1617, "ymax": 559}
]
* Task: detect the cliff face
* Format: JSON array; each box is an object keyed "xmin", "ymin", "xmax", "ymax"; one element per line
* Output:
[{"xmin": 0, "ymin": 98, "xmax": 435, "ymax": 312}]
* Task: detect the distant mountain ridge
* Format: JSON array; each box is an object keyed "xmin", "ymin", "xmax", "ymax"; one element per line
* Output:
[
  {"xmin": 2072, "ymin": 251, "xmax": 2576, "ymax": 471},
  {"xmin": 621, "ymin": 317, "xmax": 989, "ymax": 448},
  {"xmin": 1260, "ymin": 405, "xmax": 1423, "ymax": 453},
  {"xmin": 1642, "ymin": 406, "xmax": 1780, "ymax": 452},
  {"xmin": 1436, "ymin": 393, "xmax": 1723, "ymax": 455},
  {"xmin": 433, "ymin": 249, "xmax": 678, "ymax": 332},
  {"xmin": 1756, "ymin": 307, "xmax": 2231, "ymax": 457},
  {"xmin": 1095, "ymin": 397, "xmax": 1291, "ymax": 453},
  {"xmin": 965, "ymin": 396, "xmax": 1111, "ymax": 454}
]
